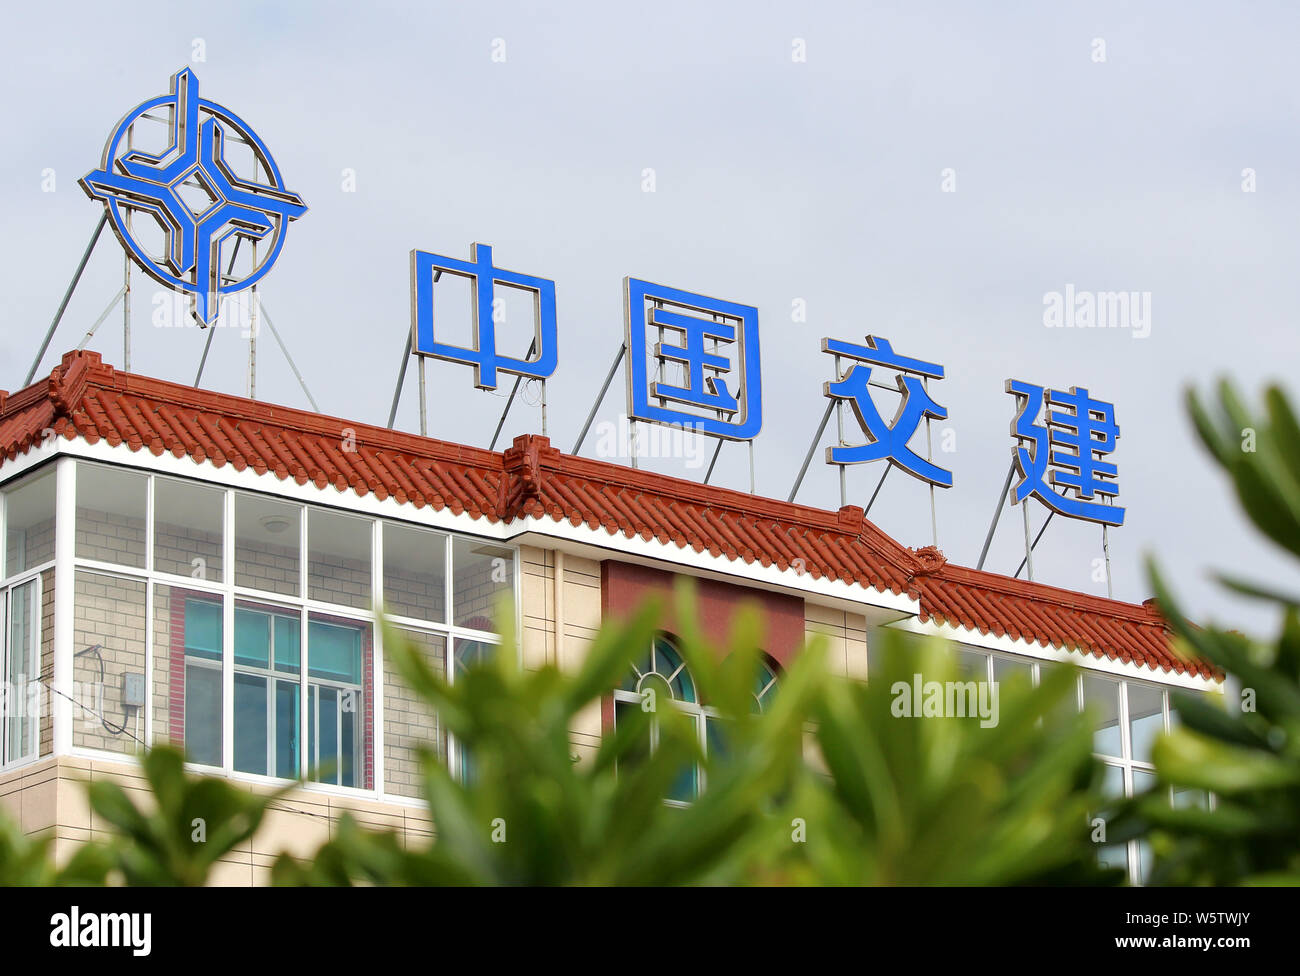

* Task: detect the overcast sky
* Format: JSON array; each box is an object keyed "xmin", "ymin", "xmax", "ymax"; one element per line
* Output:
[{"xmin": 3, "ymin": 1, "xmax": 1298, "ymax": 634}]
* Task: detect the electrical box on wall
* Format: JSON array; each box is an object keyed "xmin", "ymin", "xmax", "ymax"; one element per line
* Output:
[{"xmin": 121, "ymin": 672, "xmax": 145, "ymax": 709}]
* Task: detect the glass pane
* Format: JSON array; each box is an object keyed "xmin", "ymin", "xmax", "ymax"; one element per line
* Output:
[
  {"xmin": 451, "ymin": 538, "xmax": 513, "ymax": 630},
  {"xmin": 613, "ymin": 699, "xmax": 650, "ymax": 777},
  {"xmin": 1039, "ymin": 662, "xmax": 1080, "ymax": 725},
  {"xmin": 453, "ymin": 636, "xmax": 495, "ymax": 680},
  {"xmin": 5, "ymin": 469, "xmax": 55, "ymax": 575},
  {"xmin": 1173, "ymin": 787, "xmax": 1208, "ymax": 809},
  {"xmin": 308, "ymin": 612, "xmax": 370, "ymax": 789},
  {"xmin": 72, "ymin": 571, "xmax": 146, "ymax": 755},
  {"xmin": 316, "ymin": 685, "xmax": 338, "ymax": 784},
  {"xmin": 992, "ymin": 656, "xmax": 1032, "ymax": 686},
  {"xmin": 233, "ymin": 673, "xmax": 268, "ymax": 775},
  {"xmin": 75, "ymin": 464, "xmax": 147, "ymax": 568},
  {"xmin": 273, "ymin": 615, "xmax": 300, "ymax": 673},
  {"xmin": 1100, "ymin": 762, "xmax": 1124, "ymax": 801},
  {"xmin": 667, "ymin": 715, "xmax": 700, "ymax": 802},
  {"xmin": 234, "ymin": 493, "xmax": 300, "ymax": 596},
  {"xmin": 383, "ymin": 628, "xmax": 446, "ymax": 798},
  {"xmin": 308, "ymin": 510, "xmax": 372, "ymax": 611},
  {"xmin": 1084, "ymin": 674, "xmax": 1122, "ymax": 758},
  {"xmin": 1132, "ymin": 768, "xmax": 1158, "ymax": 797},
  {"xmin": 956, "ymin": 648, "xmax": 989, "ymax": 680},
  {"xmin": 154, "ymin": 479, "xmax": 224, "ymax": 581},
  {"xmin": 1128, "ymin": 683, "xmax": 1165, "ymax": 764},
  {"xmin": 5, "ymin": 580, "xmax": 39, "ymax": 762},
  {"xmin": 184, "ymin": 665, "xmax": 222, "ymax": 767},
  {"xmin": 382, "ymin": 523, "xmax": 446, "ymax": 622},
  {"xmin": 183, "ymin": 599, "xmax": 222, "ymax": 660},
  {"xmin": 155, "ymin": 585, "xmax": 222, "ymax": 763},
  {"xmin": 234, "ymin": 608, "xmax": 271, "ymax": 668},
  {"xmin": 309, "ymin": 620, "xmax": 361, "ymax": 682},
  {"xmin": 274, "ymin": 679, "xmax": 298, "ymax": 778}
]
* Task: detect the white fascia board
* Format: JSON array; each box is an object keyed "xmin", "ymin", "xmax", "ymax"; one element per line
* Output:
[
  {"xmin": 889, "ymin": 614, "xmax": 1222, "ymax": 692},
  {"xmin": 10, "ymin": 438, "xmax": 922, "ymax": 619}
]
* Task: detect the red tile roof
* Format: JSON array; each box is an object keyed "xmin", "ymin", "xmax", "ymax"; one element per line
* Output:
[{"xmin": 0, "ymin": 350, "xmax": 1213, "ymax": 680}]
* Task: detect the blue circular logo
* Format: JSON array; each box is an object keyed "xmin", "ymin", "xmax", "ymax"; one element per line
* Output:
[{"xmin": 80, "ymin": 68, "xmax": 307, "ymax": 328}]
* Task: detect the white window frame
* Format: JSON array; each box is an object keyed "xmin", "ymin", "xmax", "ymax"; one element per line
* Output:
[{"xmin": 57, "ymin": 460, "xmax": 516, "ymax": 805}]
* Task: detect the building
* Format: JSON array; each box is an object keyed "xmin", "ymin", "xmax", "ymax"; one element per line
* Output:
[{"xmin": 0, "ymin": 348, "xmax": 1219, "ymax": 883}]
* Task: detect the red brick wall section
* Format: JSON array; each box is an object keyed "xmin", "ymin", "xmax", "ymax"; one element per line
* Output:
[
  {"xmin": 600, "ymin": 561, "xmax": 806, "ymax": 669},
  {"xmin": 168, "ymin": 591, "xmax": 195, "ymax": 747}
]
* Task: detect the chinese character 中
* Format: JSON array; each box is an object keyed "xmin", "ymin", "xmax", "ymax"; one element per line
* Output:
[
  {"xmin": 822, "ymin": 336, "xmax": 952, "ymax": 488},
  {"xmin": 624, "ymin": 278, "xmax": 762, "ymax": 440},
  {"xmin": 1006, "ymin": 379, "xmax": 1126, "ymax": 526},
  {"xmin": 410, "ymin": 243, "xmax": 558, "ymax": 390}
]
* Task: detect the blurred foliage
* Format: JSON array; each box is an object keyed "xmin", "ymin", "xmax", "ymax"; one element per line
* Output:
[
  {"xmin": 1108, "ymin": 382, "xmax": 1300, "ymax": 884},
  {"xmin": 0, "ymin": 747, "xmax": 291, "ymax": 885},
  {"xmin": 771, "ymin": 635, "xmax": 1118, "ymax": 884},
  {"xmin": 271, "ymin": 589, "xmax": 1115, "ymax": 885},
  {"xmin": 0, "ymin": 586, "xmax": 1119, "ymax": 886}
]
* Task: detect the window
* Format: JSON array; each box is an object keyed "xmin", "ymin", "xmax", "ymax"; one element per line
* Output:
[
  {"xmin": 234, "ymin": 494, "xmax": 301, "ymax": 597},
  {"xmin": 180, "ymin": 595, "xmax": 223, "ymax": 767},
  {"xmin": 68, "ymin": 468, "xmax": 513, "ymax": 797},
  {"xmin": 451, "ymin": 637, "xmax": 496, "ymax": 784},
  {"xmin": 154, "ymin": 478, "xmax": 224, "ymax": 581},
  {"xmin": 2, "ymin": 578, "xmax": 40, "ymax": 765},
  {"xmin": 5, "ymin": 469, "xmax": 55, "ymax": 576},
  {"xmin": 612, "ymin": 635, "xmax": 778, "ymax": 802},
  {"xmin": 75, "ymin": 464, "xmax": 147, "ymax": 569}
]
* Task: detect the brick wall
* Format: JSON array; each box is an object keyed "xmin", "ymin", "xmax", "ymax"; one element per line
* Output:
[
  {"xmin": 39, "ymin": 568, "xmax": 54, "ymax": 757},
  {"xmin": 71, "ymin": 571, "xmax": 146, "ymax": 756},
  {"xmin": 155, "ymin": 519, "xmax": 223, "ymax": 581},
  {"xmin": 7, "ymin": 516, "xmax": 55, "ymax": 574},
  {"xmin": 382, "ymin": 629, "xmax": 445, "ymax": 797}
]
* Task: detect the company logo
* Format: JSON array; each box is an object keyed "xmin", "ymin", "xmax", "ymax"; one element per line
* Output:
[{"xmin": 80, "ymin": 68, "xmax": 307, "ymax": 328}]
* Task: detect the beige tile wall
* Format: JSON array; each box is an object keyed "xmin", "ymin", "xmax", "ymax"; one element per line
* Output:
[
  {"xmin": 520, "ymin": 545, "xmax": 603, "ymax": 762},
  {"xmin": 804, "ymin": 602, "xmax": 870, "ymax": 681},
  {"xmin": 0, "ymin": 754, "xmax": 436, "ymax": 884}
]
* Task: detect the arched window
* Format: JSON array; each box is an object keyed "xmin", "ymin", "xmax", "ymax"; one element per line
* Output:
[
  {"xmin": 612, "ymin": 634, "xmax": 780, "ymax": 802},
  {"xmin": 752, "ymin": 656, "xmax": 780, "ymax": 713},
  {"xmin": 622, "ymin": 633, "xmax": 697, "ymax": 704}
]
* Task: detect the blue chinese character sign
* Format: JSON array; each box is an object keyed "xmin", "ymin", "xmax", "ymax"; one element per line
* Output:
[
  {"xmin": 822, "ymin": 336, "xmax": 952, "ymax": 488},
  {"xmin": 1006, "ymin": 379, "xmax": 1126, "ymax": 526},
  {"xmin": 624, "ymin": 278, "xmax": 762, "ymax": 440},
  {"xmin": 411, "ymin": 243, "xmax": 558, "ymax": 391},
  {"xmin": 80, "ymin": 68, "xmax": 307, "ymax": 328}
]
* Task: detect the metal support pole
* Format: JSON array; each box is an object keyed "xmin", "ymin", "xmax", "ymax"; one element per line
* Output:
[
  {"xmin": 194, "ymin": 327, "xmax": 216, "ymax": 387},
  {"xmin": 386, "ymin": 333, "xmax": 412, "ymax": 430},
  {"xmin": 924, "ymin": 376, "xmax": 936, "ymax": 547},
  {"xmin": 864, "ymin": 464, "xmax": 891, "ymax": 516},
  {"xmin": 417, "ymin": 356, "xmax": 427, "ymax": 437},
  {"xmin": 247, "ymin": 241, "xmax": 259, "ymax": 399},
  {"xmin": 1103, "ymin": 524, "xmax": 1113, "ymax": 598},
  {"xmin": 260, "ymin": 301, "xmax": 321, "ymax": 412},
  {"xmin": 748, "ymin": 439, "xmax": 756, "ymax": 494},
  {"xmin": 703, "ymin": 438, "xmax": 723, "ymax": 484},
  {"xmin": 123, "ymin": 253, "xmax": 132, "ymax": 373},
  {"xmin": 25, "ymin": 213, "xmax": 108, "ymax": 385},
  {"xmin": 1021, "ymin": 501, "xmax": 1035, "ymax": 581},
  {"xmin": 488, "ymin": 337, "xmax": 537, "ymax": 451},
  {"xmin": 976, "ymin": 460, "xmax": 1017, "ymax": 571},
  {"xmin": 834, "ymin": 355, "xmax": 847, "ymax": 508},
  {"xmin": 123, "ymin": 123, "xmax": 133, "ymax": 374},
  {"xmin": 787, "ymin": 399, "xmax": 835, "ymax": 502},
  {"xmin": 194, "ymin": 238, "xmax": 245, "ymax": 388},
  {"xmin": 630, "ymin": 419, "xmax": 638, "ymax": 468},
  {"xmin": 540, "ymin": 379, "xmax": 548, "ymax": 438},
  {"xmin": 77, "ymin": 287, "xmax": 125, "ymax": 351},
  {"xmin": 572, "ymin": 342, "xmax": 627, "ymax": 455},
  {"xmin": 1016, "ymin": 508, "xmax": 1055, "ymax": 580}
]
